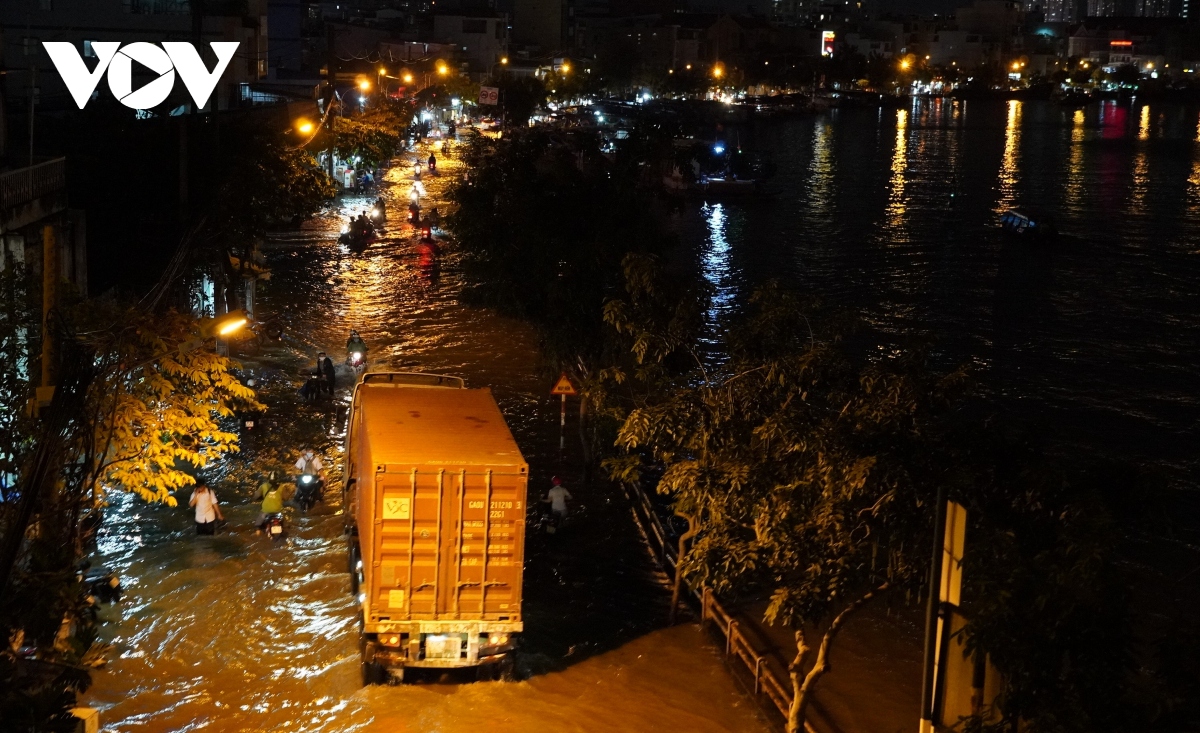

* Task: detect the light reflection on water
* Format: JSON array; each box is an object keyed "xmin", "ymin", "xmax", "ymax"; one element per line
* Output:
[
  {"xmin": 85, "ymin": 155, "xmax": 769, "ymax": 732},
  {"xmin": 675, "ymin": 99, "xmax": 1200, "ymax": 484}
]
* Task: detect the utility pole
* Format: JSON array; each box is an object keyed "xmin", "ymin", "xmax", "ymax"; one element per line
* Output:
[
  {"xmin": 919, "ymin": 483, "xmax": 948, "ymax": 733},
  {"xmin": 28, "ymin": 64, "xmax": 37, "ymax": 167},
  {"xmin": 326, "ymin": 24, "xmax": 337, "ymax": 180},
  {"xmin": 40, "ymin": 224, "xmax": 57, "ymax": 394}
]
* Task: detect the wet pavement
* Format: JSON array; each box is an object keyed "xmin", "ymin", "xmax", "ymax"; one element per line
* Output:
[{"xmin": 83, "ymin": 142, "xmax": 770, "ymax": 733}]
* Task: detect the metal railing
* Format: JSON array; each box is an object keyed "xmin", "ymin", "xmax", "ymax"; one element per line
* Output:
[
  {"xmin": 620, "ymin": 479, "xmax": 807, "ymax": 731},
  {"xmin": 0, "ymin": 158, "xmax": 66, "ymax": 212}
]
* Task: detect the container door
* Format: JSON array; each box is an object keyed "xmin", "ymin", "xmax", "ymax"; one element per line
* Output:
[
  {"xmin": 440, "ymin": 470, "xmax": 525, "ymax": 620},
  {"xmin": 373, "ymin": 469, "xmax": 443, "ymax": 619},
  {"xmin": 482, "ymin": 473, "xmax": 525, "ymax": 620}
]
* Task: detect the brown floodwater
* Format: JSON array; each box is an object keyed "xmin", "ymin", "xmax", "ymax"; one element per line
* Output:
[{"xmin": 83, "ymin": 149, "xmax": 769, "ymax": 733}]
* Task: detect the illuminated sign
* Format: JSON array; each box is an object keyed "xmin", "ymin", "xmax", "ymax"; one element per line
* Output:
[{"xmin": 821, "ymin": 31, "xmax": 836, "ymax": 57}]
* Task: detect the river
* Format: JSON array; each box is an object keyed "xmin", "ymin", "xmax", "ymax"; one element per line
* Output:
[
  {"xmin": 681, "ymin": 98, "xmax": 1200, "ymax": 489},
  {"xmin": 83, "ymin": 152, "xmax": 770, "ymax": 731}
]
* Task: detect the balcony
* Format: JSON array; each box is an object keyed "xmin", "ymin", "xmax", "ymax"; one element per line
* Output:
[{"xmin": 0, "ymin": 158, "xmax": 68, "ymax": 234}]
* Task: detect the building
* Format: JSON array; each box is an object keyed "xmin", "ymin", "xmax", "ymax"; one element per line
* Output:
[
  {"xmin": 1038, "ymin": 0, "xmax": 1087, "ymax": 22},
  {"xmin": 512, "ymin": 0, "xmax": 571, "ymax": 52},
  {"xmin": 0, "ymin": 157, "xmax": 88, "ymax": 300},
  {"xmin": 432, "ymin": 12, "xmax": 509, "ymax": 76}
]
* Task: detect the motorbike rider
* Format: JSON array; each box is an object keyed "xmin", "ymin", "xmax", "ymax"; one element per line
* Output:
[
  {"xmin": 294, "ymin": 447, "xmax": 326, "ymax": 507},
  {"xmin": 254, "ymin": 472, "xmax": 286, "ymax": 533},
  {"xmin": 373, "ymin": 196, "xmax": 387, "ymax": 219},
  {"xmin": 346, "ymin": 330, "xmax": 368, "ymax": 362},
  {"xmin": 428, "ymin": 152, "xmax": 437, "ymax": 173}
]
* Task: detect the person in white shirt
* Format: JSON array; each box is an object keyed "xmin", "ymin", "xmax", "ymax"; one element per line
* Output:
[
  {"xmin": 545, "ymin": 476, "xmax": 573, "ymax": 520},
  {"xmin": 188, "ymin": 483, "xmax": 224, "ymax": 535},
  {"xmin": 294, "ymin": 447, "xmax": 326, "ymax": 509},
  {"xmin": 294, "ymin": 448, "xmax": 324, "ymax": 479}
]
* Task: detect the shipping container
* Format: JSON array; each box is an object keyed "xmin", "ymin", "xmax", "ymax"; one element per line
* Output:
[{"xmin": 344, "ymin": 372, "xmax": 527, "ymax": 684}]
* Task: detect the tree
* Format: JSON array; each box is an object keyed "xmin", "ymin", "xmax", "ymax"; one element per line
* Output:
[
  {"xmin": 498, "ymin": 76, "xmax": 547, "ymax": 127},
  {"xmin": 955, "ymin": 436, "xmax": 1149, "ymax": 733},
  {"xmin": 326, "ymin": 97, "xmax": 413, "ymax": 169},
  {"xmin": 0, "ymin": 298, "xmax": 263, "ymax": 730},
  {"xmin": 607, "ymin": 285, "xmax": 967, "ymax": 732},
  {"xmin": 73, "ymin": 303, "xmax": 265, "ymax": 506},
  {"xmin": 446, "ymin": 131, "xmax": 685, "ymax": 475}
]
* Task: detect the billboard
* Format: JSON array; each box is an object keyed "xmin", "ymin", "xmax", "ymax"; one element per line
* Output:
[{"xmin": 821, "ymin": 31, "xmax": 836, "ymax": 57}]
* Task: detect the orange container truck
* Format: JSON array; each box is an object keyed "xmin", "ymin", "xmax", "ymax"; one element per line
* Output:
[{"xmin": 343, "ymin": 373, "xmax": 527, "ymax": 683}]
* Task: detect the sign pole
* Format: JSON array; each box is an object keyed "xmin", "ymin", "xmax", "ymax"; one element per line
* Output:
[
  {"xmin": 559, "ymin": 393, "xmax": 566, "ymax": 453},
  {"xmin": 550, "ymin": 371, "xmax": 577, "ymax": 459}
]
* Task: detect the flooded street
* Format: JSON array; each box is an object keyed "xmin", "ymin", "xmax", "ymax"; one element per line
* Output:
[{"xmin": 83, "ymin": 149, "xmax": 768, "ymax": 732}]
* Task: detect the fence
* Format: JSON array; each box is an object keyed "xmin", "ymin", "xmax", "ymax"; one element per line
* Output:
[
  {"xmin": 0, "ymin": 158, "xmax": 66, "ymax": 213},
  {"xmin": 619, "ymin": 480, "xmax": 808, "ymax": 731}
]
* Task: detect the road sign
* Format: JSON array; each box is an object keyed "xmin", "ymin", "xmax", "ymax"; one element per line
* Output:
[
  {"xmin": 551, "ymin": 372, "xmax": 577, "ymax": 396},
  {"xmin": 479, "ymin": 86, "xmax": 499, "ymax": 105}
]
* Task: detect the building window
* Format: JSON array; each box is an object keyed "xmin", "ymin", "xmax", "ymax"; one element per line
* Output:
[{"xmin": 83, "ymin": 40, "xmax": 96, "ymax": 57}]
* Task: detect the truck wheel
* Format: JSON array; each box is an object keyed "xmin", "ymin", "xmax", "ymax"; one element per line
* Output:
[
  {"xmin": 348, "ymin": 542, "xmax": 360, "ymax": 595},
  {"xmin": 498, "ymin": 655, "xmax": 517, "ymax": 682},
  {"xmin": 361, "ymin": 660, "xmax": 385, "ymax": 686},
  {"xmin": 361, "ymin": 639, "xmax": 385, "ymax": 686}
]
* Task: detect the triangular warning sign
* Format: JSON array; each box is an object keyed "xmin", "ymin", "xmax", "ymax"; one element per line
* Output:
[{"xmin": 551, "ymin": 372, "xmax": 577, "ymax": 396}]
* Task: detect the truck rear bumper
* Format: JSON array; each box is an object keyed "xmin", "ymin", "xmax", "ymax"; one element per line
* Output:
[{"xmin": 365, "ymin": 620, "xmax": 521, "ymax": 669}]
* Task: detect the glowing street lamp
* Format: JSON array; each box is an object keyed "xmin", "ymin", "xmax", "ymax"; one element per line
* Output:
[
  {"xmin": 437, "ymin": 63, "xmax": 449, "ymax": 76},
  {"xmin": 403, "ymin": 72, "xmax": 414, "ymax": 84},
  {"xmin": 296, "ymin": 119, "xmax": 314, "ymax": 135},
  {"xmin": 182, "ymin": 310, "xmax": 251, "ymax": 353},
  {"xmin": 358, "ymin": 78, "xmax": 371, "ymax": 91},
  {"xmin": 501, "ymin": 57, "xmax": 509, "ymax": 65},
  {"xmin": 561, "ymin": 61, "xmax": 571, "ymax": 73},
  {"xmin": 900, "ymin": 59, "xmax": 911, "ymax": 70},
  {"xmin": 214, "ymin": 312, "xmax": 249, "ymax": 337},
  {"xmin": 712, "ymin": 64, "xmax": 724, "ymax": 79}
]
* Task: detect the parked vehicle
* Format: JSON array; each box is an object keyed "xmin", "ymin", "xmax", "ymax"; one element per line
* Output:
[{"xmin": 344, "ymin": 372, "xmax": 527, "ymax": 684}]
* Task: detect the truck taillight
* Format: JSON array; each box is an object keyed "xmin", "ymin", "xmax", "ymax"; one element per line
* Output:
[
  {"xmin": 384, "ymin": 635, "xmax": 401, "ymax": 646},
  {"xmin": 489, "ymin": 634, "xmax": 509, "ymax": 646}
]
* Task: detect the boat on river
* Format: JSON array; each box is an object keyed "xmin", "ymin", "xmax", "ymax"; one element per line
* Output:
[{"xmin": 1000, "ymin": 208, "xmax": 1057, "ymax": 240}]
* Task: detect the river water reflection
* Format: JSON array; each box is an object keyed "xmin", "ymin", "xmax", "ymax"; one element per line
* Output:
[{"xmin": 683, "ymin": 98, "xmax": 1200, "ymax": 485}]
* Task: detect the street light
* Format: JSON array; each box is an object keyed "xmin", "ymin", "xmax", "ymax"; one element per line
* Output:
[
  {"xmin": 501, "ymin": 56, "xmax": 509, "ymax": 65},
  {"xmin": 561, "ymin": 61, "xmax": 571, "ymax": 73},
  {"xmin": 213, "ymin": 312, "xmax": 249, "ymax": 337},
  {"xmin": 179, "ymin": 310, "xmax": 251, "ymax": 354},
  {"xmin": 403, "ymin": 72, "xmax": 414, "ymax": 84},
  {"xmin": 712, "ymin": 64, "xmax": 724, "ymax": 78},
  {"xmin": 900, "ymin": 59, "xmax": 911, "ymax": 70},
  {"xmin": 437, "ymin": 63, "xmax": 449, "ymax": 76},
  {"xmin": 358, "ymin": 79, "xmax": 371, "ymax": 91},
  {"xmin": 296, "ymin": 119, "xmax": 314, "ymax": 135}
]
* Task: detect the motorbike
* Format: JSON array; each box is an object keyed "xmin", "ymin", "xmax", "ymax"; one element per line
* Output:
[
  {"xmin": 369, "ymin": 205, "xmax": 386, "ymax": 225},
  {"xmin": 296, "ymin": 474, "xmax": 324, "ymax": 512},
  {"xmin": 346, "ymin": 350, "xmax": 366, "ymax": 375},
  {"xmin": 338, "ymin": 222, "xmax": 378, "ymax": 250},
  {"xmin": 264, "ymin": 512, "xmax": 287, "ymax": 542}
]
